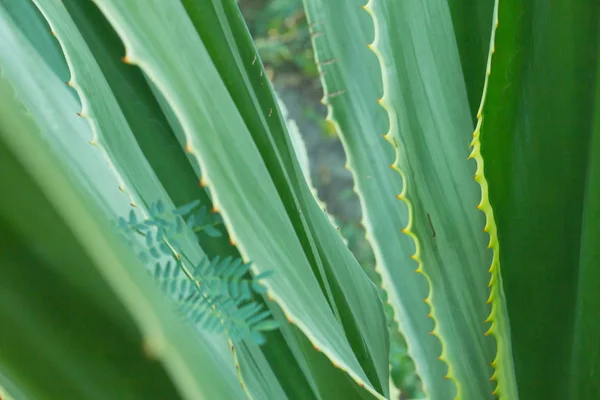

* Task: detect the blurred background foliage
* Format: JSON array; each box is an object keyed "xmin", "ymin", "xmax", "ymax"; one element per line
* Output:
[
  {"xmin": 240, "ymin": 0, "xmax": 318, "ymax": 81},
  {"xmin": 239, "ymin": 1, "xmax": 422, "ymax": 397}
]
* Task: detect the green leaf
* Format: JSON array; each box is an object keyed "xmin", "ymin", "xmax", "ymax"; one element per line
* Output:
[
  {"xmin": 0, "ymin": 2, "xmax": 131, "ymax": 218},
  {"xmin": 58, "ymin": 0, "xmax": 237, "ymax": 253},
  {"xmin": 0, "ymin": 4, "xmax": 283, "ymax": 398},
  {"xmin": 466, "ymin": 1, "xmax": 518, "ymax": 397},
  {"xmin": 32, "ymin": 5, "xmax": 353, "ymax": 397},
  {"xmin": 88, "ymin": 0, "xmax": 390, "ymax": 397},
  {"xmin": 262, "ymin": 305, "xmax": 378, "ymax": 400},
  {"xmin": 0, "ymin": 59, "xmax": 246, "ymax": 400},
  {"xmin": 366, "ymin": 0, "xmax": 499, "ymax": 397},
  {"xmin": 43, "ymin": 10, "xmax": 290, "ymax": 384},
  {"xmin": 204, "ymin": 225, "xmax": 223, "ymax": 238},
  {"xmin": 302, "ymin": 0, "xmax": 446, "ymax": 396},
  {"xmin": 233, "ymin": 342, "xmax": 289, "ymax": 399},
  {"xmin": 30, "ymin": 1, "xmax": 218, "ymax": 316},
  {"xmin": 179, "ymin": 1, "xmax": 389, "ymax": 394},
  {"xmin": 477, "ymin": 0, "xmax": 600, "ymax": 398},
  {"xmin": 31, "ymin": 0, "xmax": 166, "ymax": 210},
  {"xmin": 0, "ymin": 0, "xmax": 71, "ymax": 85},
  {"xmin": 570, "ymin": 46, "xmax": 600, "ymax": 397}
]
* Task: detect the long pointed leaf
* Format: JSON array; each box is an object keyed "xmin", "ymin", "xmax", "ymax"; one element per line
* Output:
[
  {"xmin": 0, "ymin": 61, "xmax": 246, "ymax": 400},
  {"xmin": 302, "ymin": 0, "xmax": 446, "ymax": 397},
  {"xmin": 366, "ymin": 0, "xmax": 497, "ymax": 397},
  {"xmin": 478, "ymin": 0, "xmax": 600, "ymax": 398},
  {"xmin": 88, "ymin": 0, "xmax": 390, "ymax": 396}
]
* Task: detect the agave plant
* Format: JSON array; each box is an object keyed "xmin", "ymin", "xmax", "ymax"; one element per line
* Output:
[{"xmin": 0, "ymin": 0, "xmax": 598, "ymax": 399}]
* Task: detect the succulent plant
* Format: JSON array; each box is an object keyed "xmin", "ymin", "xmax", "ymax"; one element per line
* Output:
[{"xmin": 0, "ymin": 1, "xmax": 598, "ymax": 399}]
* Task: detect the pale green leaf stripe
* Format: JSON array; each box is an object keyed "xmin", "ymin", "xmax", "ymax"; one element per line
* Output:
[
  {"xmin": 0, "ymin": 369, "xmax": 21, "ymax": 400},
  {"xmin": 25, "ymin": 5, "xmax": 223, "ymax": 373},
  {"xmin": 278, "ymin": 97, "xmax": 311, "ymax": 187},
  {"xmin": 0, "ymin": 62, "xmax": 245, "ymax": 400},
  {"xmin": 146, "ymin": 73, "xmax": 289, "ymax": 400},
  {"xmin": 367, "ymin": 0, "xmax": 496, "ymax": 398},
  {"xmin": 302, "ymin": 0, "xmax": 449, "ymax": 397},
  {"xmin": 89, "ymin": 0, "xmax": 386, "ymax": 397},
  {"xmin": 277, "ymin": 95, "xmax": 342, "ymax": 233}
]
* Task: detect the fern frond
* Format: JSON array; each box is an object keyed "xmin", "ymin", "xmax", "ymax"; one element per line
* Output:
[{"xmin": 118, "ymin": 199, "xmax": 277, "ymax": 344}]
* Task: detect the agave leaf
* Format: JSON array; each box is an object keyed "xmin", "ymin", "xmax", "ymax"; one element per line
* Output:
[
  {"xmin": 232, "ymin": 341, "xmax": 289, "ymax": 400},
  {"xmin": 477, "ymin": 0, "xmax": 600, "ymax": 398},
  {"xmin": 50, "ymin": 18, "xmax": 284, "ymax": 389},
  {"xmin": 31, "ymin": 0, "xmax": 165, "ymax": 211},
  {"xmin": 30, "ymin": 0, "xmax": 211, "ymax": 284},
  {"xmin": 366, "ymin": 0, "xmax": 499, "ymax": 397},
  {"xmin": 29, "ymin": 3, "xmax": 356, "ymax": 399},
  {"xmin": 1, "ymin": 4, "xmax": 286, "ymax": 399},
  {"xmin": 88, "ymin": 0, "xmax": 390, "ymax": 397},
  {"xmin": 179, "ymin": 1, "xmax": 389, "ymax": 394},
  {"xmin": 301, "ymin": 0, "xmax": 447, "ymax": 397},
  {"xmin": 465, "ymin": 1, "xmax": 519, "ymax": 397},
  {"xmin": 0, "ymin": 3, "xmax": 130, "ymax": 218},
  {"xmin": 0, "ymin": 63, "xmax": 245, "ymax": 400},
  {"xmin": 264, "ymin": 305, "xmax": 376, "ymax": 400},
  {"xmin": 0, "ymin": 0, "xmax": 71, "ymax": 85},
  {"xmin": 56, "ymin": 0, "xmax": 236, "ymax": 251}
]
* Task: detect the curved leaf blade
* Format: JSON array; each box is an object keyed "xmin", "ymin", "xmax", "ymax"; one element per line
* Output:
[
  {"xmin": 302, "ymin": 0, "xmax": 447, "ymax": 397},
  {"xmin": 88, "ymin": 0, "xmax": 389, "ymax": 396},
  {"xmin": 366, "ymin": 0, "xmax": 497, "ymax": 397},
  {"xmin": 0, "ymin": 65, "xmax": 246, "ymax": 400},
  {"xmin": 478, "ymin": 0, "xmax": 600, "ymax": 398}
]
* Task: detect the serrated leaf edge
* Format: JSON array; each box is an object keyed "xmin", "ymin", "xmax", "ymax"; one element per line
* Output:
[
  {"xmin": 467, "ymin": 1, "xmax": 519, "ymax": 398},
  {"xmin": 31, "ymin": 0, "xmax": 146, "ymax": 221},
  {"xmin": 363, "ymin": 0, "xmax": 458, "ymax": 398},
  {"xmin": 305, "ymin": 2, "xmax": 423, "ymax": 396},
  {"xmin": 104, "ymin": 22, "xmax": 386, "ymax": 400}
]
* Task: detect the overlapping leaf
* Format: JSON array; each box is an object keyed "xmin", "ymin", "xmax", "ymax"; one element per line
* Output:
[
  {"xmin": 87, "ymin": 0, "xmax": 390, "ymax": 397},
  {"xmin": 477, "ymin": 0, "xmax": 600, "ymax": 398},
  {"xmin": 0, "ymin": 57, "xmax": 246, "ymax": 399},
  {"xmin": 366, "ymin": 0, "xmax": 498, "ymax": 397}
]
